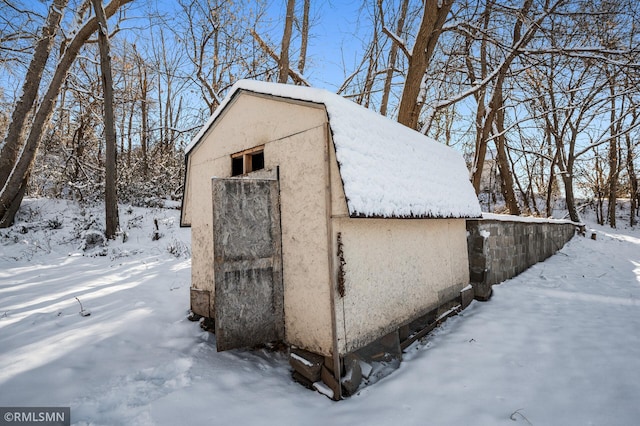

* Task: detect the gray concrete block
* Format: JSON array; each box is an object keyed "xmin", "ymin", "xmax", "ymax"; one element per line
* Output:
[
  {"xmin": 292, "ymin": 371, "xmax": 315, "ymax": 390},
  {"xmin": 472, "ymin": 282, "xmax": 492, "ymax": 301},
  {"xmin": 341, "ymin": 355, "xmax": 363, "ymax": 396},
  {"xmin": 461, "ymin": 285, "xmax": 474, "ymax": 309},
  {"xmin": 290, "ymin": 348, "xmax": 325, "ymax": 382}
]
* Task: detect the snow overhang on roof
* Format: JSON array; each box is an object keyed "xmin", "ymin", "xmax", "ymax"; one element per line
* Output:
[{"xmin": 186, "ymin": 80, "xmax": 482, "ymax": 219}]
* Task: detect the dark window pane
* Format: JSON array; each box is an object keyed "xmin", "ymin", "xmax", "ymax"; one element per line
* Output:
[
  {"xmin": 252, "ymin": 151, "xmax": 264, "ymax": 171},
  {"xmin": 232, "ymin": 156, "xmax": 244, "ymax": 176}
]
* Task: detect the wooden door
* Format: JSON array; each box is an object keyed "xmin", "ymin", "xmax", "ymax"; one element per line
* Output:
[{"xmin": 212, "ymin": 177, "xmax": 284, "ymax": 351}]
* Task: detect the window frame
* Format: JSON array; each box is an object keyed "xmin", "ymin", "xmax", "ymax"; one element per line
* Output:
[{"xmin": 230, "ymin": 145, "xmax": 265, "ymax": 176}]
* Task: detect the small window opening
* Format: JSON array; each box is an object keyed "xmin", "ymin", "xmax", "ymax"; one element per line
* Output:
[
  {"xmin": 232, "ymin": 157, "xmax": 244, "ymax": 176},
  {"xmin": 231, "ymin": 146, "xmax": 265, "ymax": 176},
  {"xmin": 251, "ymin": 151, "xmax": 264, "ymax": 172}
]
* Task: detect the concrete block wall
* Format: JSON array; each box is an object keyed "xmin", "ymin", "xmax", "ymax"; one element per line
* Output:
[{"xmin": 466, "ymin": 217, "xmax": 577, "ymax": 297}]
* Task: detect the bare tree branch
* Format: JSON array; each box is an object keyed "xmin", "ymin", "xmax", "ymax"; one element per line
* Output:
[{"xmin": 249, "ymin": 29, "xmax": 310, "ymax": 86}]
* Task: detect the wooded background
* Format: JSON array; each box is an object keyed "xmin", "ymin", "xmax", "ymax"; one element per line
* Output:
[{"xmin": 1, "ymin": 0, "xmax": 638, "ymax": 236}]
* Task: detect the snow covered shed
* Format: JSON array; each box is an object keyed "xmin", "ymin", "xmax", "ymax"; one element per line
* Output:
[{"xmin": 181, "ymin": 80, "xmax": 482, "ymax": 396}]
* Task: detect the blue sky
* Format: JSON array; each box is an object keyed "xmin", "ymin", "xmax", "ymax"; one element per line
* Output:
[
  {"xmin": 1, "ymin": 0, "xmax": 368, "ymax": 94},
  {"xmin": 262, "ymin": 0, "xmax": 368, "ymax": 90}
]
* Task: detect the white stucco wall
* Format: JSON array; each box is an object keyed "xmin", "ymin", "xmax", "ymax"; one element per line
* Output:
[
  {"xmin": 183, "ymin": 92, "xmax": 335, "ymax": 355},
  {"xmin": 268, "ymin": 126, "xmax": 334, "ymax": 355},
  {"xmin": 332, "ymin": 218, "xmax": 470, "ymax": 355},
  {"xmin": 183, "ymin": 89, "xmax": 474, "ymax": 358}
]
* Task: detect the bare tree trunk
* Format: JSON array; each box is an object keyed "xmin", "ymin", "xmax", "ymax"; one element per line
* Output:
[
  {"xmin": 127, "ymin": 95, "xmax": 134, "ymax": 168},
  {"xmin": 626, "ymin": 132, "xmax": 638, "ymax": 227},
  {"xmin": 132, "ymin": 46, "xmax": 149, "ymax": 178},
  {"xmin": 0, "ymin": 0, "xmax": 132, "ymax": 228},
  {"xmin": 158, "ymin": 30, "xmax": 174, "ymax": 155},
  {"xmin": 397, "ymin": 0, "xmax": 453, "ymax": 129},
  {"xmin": 278, "ymin": 0, "xmax": 295, "ymax": 84},
  {"xmin": 298, "ymin": 0, "xmax": 309, "ymax": 74},
  {"xmin": 493, "ymin": 87, "xmax": 521, "ymax": 215},
  {"xmin": 91, "ymin": 0, "xmax": 119, "ymax": 239},
  {"xmin": 556, "ymin": 132, "xmax": 581, "ymax": 224},
  {"xmin": 467, "ymin": 1, "xmax": 492, "ymax": 194},
  {"xmin": 73, "ymin": 118, "xmax": 86, "ymax": 181},
  {"xmin": 606, "ymin": 140, "xmax": 618, "ymax": 228},
  {"xmin": 251, "ymin": 29, "xmax": 309, "ymax": 86},
  {"xmin": 562, "ymin": 165, "xmax": 579, "ymax": 223},
  {"xmin": 471, "ymin": 0, "xmax": 536, "ymax": 194},
  {"xmin": 510, "ymin": 141, "xmax": 533, "ymax": 213},
  {"xmin": 1, "ymin": 178, "xmax": 28, "ymax": 228},
  {"xmin": 546, "ymin": 159, "xmax": 557, "ymax": 217},
  {"xmin": 379, "ymin": 0, "xmax": 409, "ymax": 117},
  {"xmin": 544, "ymin": 122, "xmax": 557, "ymax": 217},
  {"xmin": 562, "ymin": 142, "xmax": 581, "ymax": 224},
  {"xmin": 606, "ymin": 69, "xmax": 619, "ymax": 228},
  {"xmin": 357, "ymin": 23, "xmax": 381, "ymax": 108},
  {"xmin": 593, "ymin": 148, "xmax": 605, "ymax": 225},
  {"xmin": 0, "ymin": 0, "xmax": 68, "ymax": 189},
  {"xmin": 140, "ymin": 73, "xmax": 149, "ymax": 178}
]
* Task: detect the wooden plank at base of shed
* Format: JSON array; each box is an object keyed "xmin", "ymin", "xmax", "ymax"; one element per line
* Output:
[
  {"xmin": 289, "ymin": 286, "xmax": 474, "ymax": 399},
  {"xmin": 320, "ymin": 365, "xmax": 341, "ymax": 399},
  {"xmin": 400, "ymin": 304, "xmax": 462, "ymax": 351},
  {"xmin": 289, "ymin": 348, "xmax": 325, "ymax": 382}
]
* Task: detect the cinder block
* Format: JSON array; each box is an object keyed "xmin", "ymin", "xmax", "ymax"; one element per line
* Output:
[
  {"xmin": 292, "ymin": 371, "xmax": 315, "ymax": 390},
  {"xmin": 472, "ymin": 282, "xmax": 492, "ymax": 301},
  {"xmin": 290, "ymin": 348, "xmax": 325, "ymax": 383},
  {"xmin": 461, "ymin": 286, "xmax": 474, "ymax": 309},
  {"xmin": 341, "ymin": 354, "xmax": 362, "ymax": 396}
]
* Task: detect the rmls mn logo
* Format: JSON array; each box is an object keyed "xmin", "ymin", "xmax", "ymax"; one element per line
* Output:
[{"xmin": 1, "ymin": 407, "xmax": 70, "ymax": 426}]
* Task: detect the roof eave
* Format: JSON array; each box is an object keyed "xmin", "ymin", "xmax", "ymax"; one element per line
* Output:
[{"xmin": 348, "ymin": 212, "xmax": 483, "ymax": 220}]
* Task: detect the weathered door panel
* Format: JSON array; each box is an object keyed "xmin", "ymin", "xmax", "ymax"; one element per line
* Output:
[{"xmin": 212, "ymin": 177, "xmax": 284, "ymax": 351}]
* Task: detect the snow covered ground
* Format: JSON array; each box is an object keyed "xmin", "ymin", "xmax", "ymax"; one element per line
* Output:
[{"xmin": 1, "ymin": 198, "xmax": 639, "ymax": 425}]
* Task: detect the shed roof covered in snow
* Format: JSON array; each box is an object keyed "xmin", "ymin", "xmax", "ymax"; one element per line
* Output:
[{"xmin": 186, "ymin": 80, "xmax": 482, "ymax": 219}]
